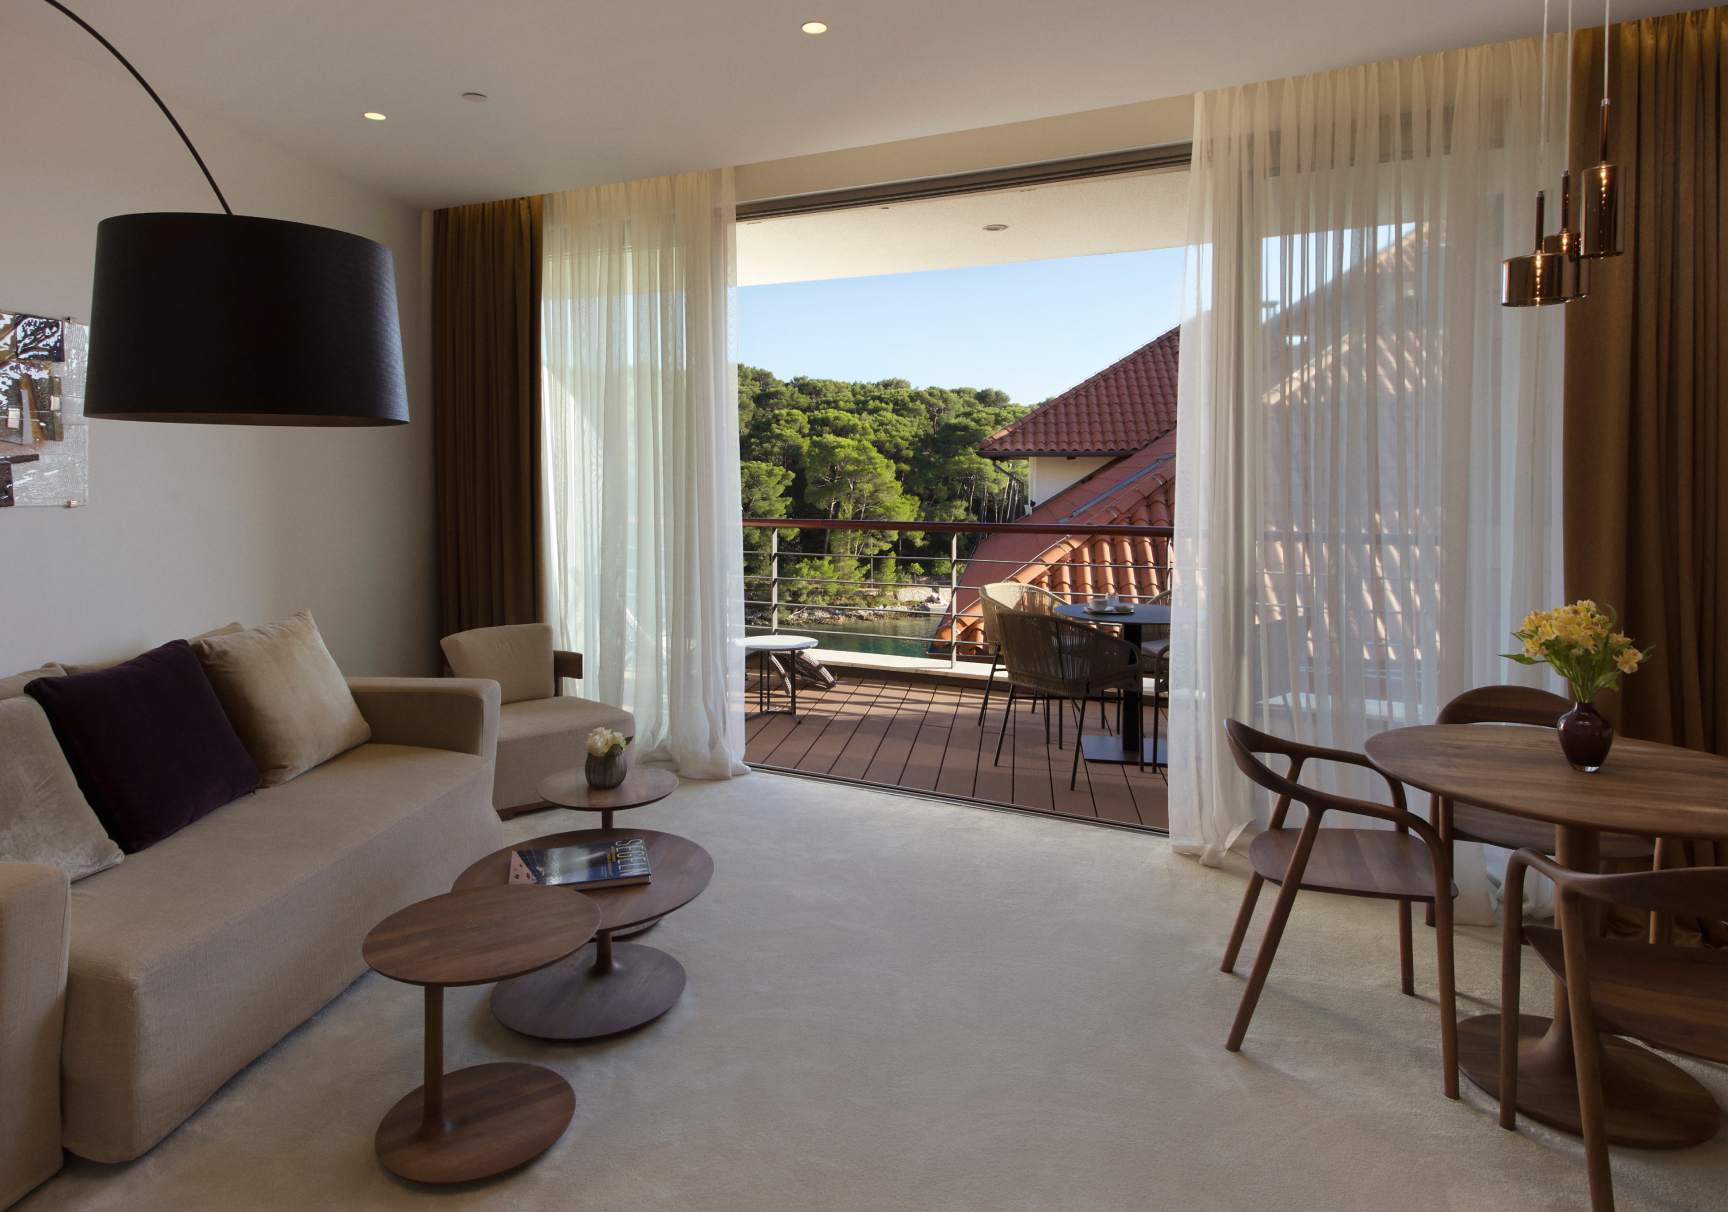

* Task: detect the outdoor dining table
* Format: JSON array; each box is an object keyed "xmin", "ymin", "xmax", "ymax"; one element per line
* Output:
[
  {"xmin": 1365, "ymin": 723, "xmax": 1728, "ymax": 1148},
  {"xmin": 1052, "ymin": 600, "xmax": 1170, "ymax": 768}
]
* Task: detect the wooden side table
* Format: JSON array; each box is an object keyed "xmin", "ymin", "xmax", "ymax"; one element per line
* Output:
[
  {"xmin": 362, "ymin": 885, "xmax": 601, "ymax": 1183},
  {"xmin": 453, "ymin": 828, "xmax": 713, "ymax": 1041},
  {"xmin": 539, "ymin": 765, "xmax": 679, "ymax": 831}
]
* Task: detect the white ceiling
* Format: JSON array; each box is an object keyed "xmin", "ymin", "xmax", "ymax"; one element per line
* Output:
[
  {"xmin": 737, "ymin": 168, "xmax": 1189, "ymax": 286},
  {"xmin": 16, "ymin": 0, "xmax": 1695, "ymax": 209}
]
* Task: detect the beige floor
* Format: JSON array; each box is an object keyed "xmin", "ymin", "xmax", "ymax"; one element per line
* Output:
[{"xmin": 22, "ymin": 773, "xmax": 1727, "ymax": 1211}]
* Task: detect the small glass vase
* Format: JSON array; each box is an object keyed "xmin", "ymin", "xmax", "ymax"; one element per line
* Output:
[
  {"xmin": 1557, "ymin": 700, "xmax": 1614, "ymax": 773},
  {"xmin": 585, "ymin": 749, "xmax": 628, "ymax": 790}
]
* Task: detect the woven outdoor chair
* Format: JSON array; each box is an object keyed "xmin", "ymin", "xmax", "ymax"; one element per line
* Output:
[
  {"xmin": 991, "ymin": 609, "xmax": 1142, "ymax": 788},
  {"xmin": 976, "ymin": 582, "xmax": 1067, "ymax": 726}
]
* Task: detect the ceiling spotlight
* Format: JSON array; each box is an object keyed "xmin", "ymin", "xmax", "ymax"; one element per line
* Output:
[
  {"xmin": 363, "ymin": 111, "xmax": 387, "ymax": 121},
  {"xmin": 461, "ymin": 91, "xmax": 489, "ymax": 103},
  {"xmin": 983, "ymin": 223, "xmax": 1009, "ymax": 232},
  {"xmin": 801, "ymin": 21, "xmax": 828, "ymax": 35}
]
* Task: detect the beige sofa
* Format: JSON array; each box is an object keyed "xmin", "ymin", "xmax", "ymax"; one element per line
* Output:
[{"xmin": 0, "ymin": 675, "xmax": 503, "ymax": 1202}]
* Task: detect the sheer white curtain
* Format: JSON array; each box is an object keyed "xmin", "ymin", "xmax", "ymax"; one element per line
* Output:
[
  {"xmin": 1169, "ymin": 38, "xmax": 1569, "ymax": 919},
  {"xmin": 541, "ymin": 169, "xmax": 747, "ymax": 779}
]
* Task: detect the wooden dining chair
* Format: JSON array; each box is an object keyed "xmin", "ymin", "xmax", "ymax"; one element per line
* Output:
[
  {"xmin": 992, "ymin": 610, "xmax": 1142, "ymax": 788},
  {"xmin": 1425, "ymin": 686, "xmax": 1654, "ymax": 926},
  {"xmin": 1220, "ymin": 718, "xmax": 1460, "ymax": 1098},
  {"xmin": 1499, "ymin": 849, "xmax": 1728, "ymax": 1212}
]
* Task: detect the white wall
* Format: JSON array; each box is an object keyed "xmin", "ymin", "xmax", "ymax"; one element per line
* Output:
[
  {"xmin": 1029, "ymin": 457, "xmax": 1116, "ymax": 509},
  {"xmin": 0, "ymin": 41, "xmax": 433, "ymax": 675}
]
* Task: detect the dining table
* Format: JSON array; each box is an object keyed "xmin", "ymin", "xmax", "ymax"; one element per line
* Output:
[
  {"xmin": 1052, "ymin": 600, "xmax": 1170, "ymax": 768},
  {"xmin": 1365, "ymin": 723, "xmax": 1728, "ymax": 1148}
]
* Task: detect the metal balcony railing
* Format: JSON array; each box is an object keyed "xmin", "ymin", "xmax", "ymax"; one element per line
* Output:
[{"xmin": 741, "ymin": 517, "xmax": 1175, "ymax": 667}]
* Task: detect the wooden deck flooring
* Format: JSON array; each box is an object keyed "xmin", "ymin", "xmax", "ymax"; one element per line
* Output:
[{"xmin": 745, "ymin": 670, "xmax": 1168, "ymax": 832}]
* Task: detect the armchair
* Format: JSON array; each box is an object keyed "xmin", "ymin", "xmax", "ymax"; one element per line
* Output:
[{"xmin": 439, "ymin": 623, "xmax": 634, "ymax": 818}]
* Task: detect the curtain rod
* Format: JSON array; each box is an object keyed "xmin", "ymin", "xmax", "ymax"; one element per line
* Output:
[{"xmin": 736, "ymin": 143, "xmax": 1193, "ymax": 221}]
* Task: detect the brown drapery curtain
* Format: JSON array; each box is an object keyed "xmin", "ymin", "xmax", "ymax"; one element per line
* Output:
[
  {"xmin": 432, "ymin": 196, "xmax": 545, "ymax": 639},
  {"xmin": 1564, "ymin": 7, "xmax": 1727, "ymax": 758}
]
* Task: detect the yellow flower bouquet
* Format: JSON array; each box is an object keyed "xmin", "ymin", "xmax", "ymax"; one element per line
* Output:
[
  {"xmin": 1503, "ymin": 601, "xmax": 1651, "ymax": 771},
  {"xmin": 1503, "ymin": 601, "xmax": 1649, "ymax": 703}
]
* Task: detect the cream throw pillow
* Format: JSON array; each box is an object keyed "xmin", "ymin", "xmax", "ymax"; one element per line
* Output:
[
  {"xmin": 192, "ymin": 611, "xmax": 370, "ymax": 786},
  {"xmin": 0, "ymin": 663, "xmax": 63, "ymax": 700},
  {"xmin": 0, "ymin": 697, "xmax": 123, "ymax": 881}
]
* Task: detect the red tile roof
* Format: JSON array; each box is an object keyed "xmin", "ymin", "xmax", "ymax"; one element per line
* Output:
[
  {"xmin": 978, "ymin": 327, "xmax": 1180, "ymax": 458},
  {"xmin": 936, "ymin": 430, "xmax": 1176, "ymax": 648}
]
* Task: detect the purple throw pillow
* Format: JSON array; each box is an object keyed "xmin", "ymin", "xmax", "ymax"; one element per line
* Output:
[{"xmin": 26, "ymin": 640, "xmax": 260, "ymax": 853}]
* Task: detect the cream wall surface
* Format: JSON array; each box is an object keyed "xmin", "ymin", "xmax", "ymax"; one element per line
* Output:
[{"xmin": 0, "ymin": 39, "xmax": 432, "ymax": 676}]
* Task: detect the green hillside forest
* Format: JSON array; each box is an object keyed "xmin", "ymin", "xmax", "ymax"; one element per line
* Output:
[{"xmin": 738, "ymin": 365, "xmax": 1029, "ymax": 608}]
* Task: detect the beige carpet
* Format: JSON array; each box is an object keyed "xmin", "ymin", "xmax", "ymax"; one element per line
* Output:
[{"xmin": 22, "ymin": 773, "xmax": 1726, "ymax": 1211}]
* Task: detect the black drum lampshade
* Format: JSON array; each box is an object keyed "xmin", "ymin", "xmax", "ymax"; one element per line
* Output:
[{"xmin": 85, "ymin": 213, "xmax": 408, "ymax": 425}]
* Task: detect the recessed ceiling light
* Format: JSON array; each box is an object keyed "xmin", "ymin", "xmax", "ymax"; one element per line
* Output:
[
  {"xmin": 461, "ymin": 91, "xmax": 489, "ymax": 103},
  {"xmin": 801, "ymin": 21, "xmax": 828, "ymax": 35},
  {"xmin": 363, "ymin": 111, "xmax": 387, "ymax": 121},
  {"xmin": 983, "ymin": 223, "xmax": 1009, "ymax": 232}
]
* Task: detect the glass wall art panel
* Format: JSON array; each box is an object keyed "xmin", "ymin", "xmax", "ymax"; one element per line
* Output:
[{"xmin": 1, "ymin": 310, "xmax": 89, "ymax": 508}]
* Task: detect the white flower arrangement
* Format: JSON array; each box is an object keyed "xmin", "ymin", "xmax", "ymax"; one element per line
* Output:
[{"xmin": 586, "ymin": 727, "xmax": 628, "ymax": 758}]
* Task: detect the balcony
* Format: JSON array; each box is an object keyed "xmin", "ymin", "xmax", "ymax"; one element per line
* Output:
[{"xmin": 742, "ymin": 517, "xmax": 1172, "ymax": 832}]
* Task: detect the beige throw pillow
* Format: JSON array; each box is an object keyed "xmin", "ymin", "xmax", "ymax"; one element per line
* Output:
[
  {"xmin": 0, "ymin": 663, "xmax": 63, "ymax": 700},
  {"xmin": 0, "ymin": 697, "xmax": 124, "ymax": 881},
  {"xmin": 192, "ymin": 611, "xmax": 370, "ymax": 786},
  {"xmin": 61, "ymin": 622, "xmax": 244, "ymax": 675}
]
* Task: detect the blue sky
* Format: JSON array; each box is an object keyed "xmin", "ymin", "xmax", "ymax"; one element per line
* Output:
[{"xmin": 738, "ymin": 248, "xmax": 1187, "ymax": 405}]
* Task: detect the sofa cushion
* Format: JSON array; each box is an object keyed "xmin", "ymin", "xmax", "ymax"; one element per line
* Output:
[
  {"xmin": 25, "ymin": 641, "xmax": 260, "ymax": 853},
  {"xmin": 0, "ymin": 663, "xmax": 62, "ymax": 700},
  {"xmin": 0, "ymin": 699, "xmax": 122, "ymax": 881},
  {"xmin": 59, "ymin": 622, "xmax": 244, "ymax": 676},
  {"xmin": 494, "ymin": 696, "xmax": 635, "ymax": 810},
  {"xmin": 440, "ymin": 623, "xmax": 554, "ymax": 705},
  {"xmin": 192, "ymin": 610, "xmax": 370, "ymax": 786},
  {"xmin": 59, "ymin": 741, "xmax": 501, "ymax": 1162}
]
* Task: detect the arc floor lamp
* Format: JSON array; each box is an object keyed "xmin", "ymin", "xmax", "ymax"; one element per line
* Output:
[{"xmin": 44, "ymin": 0, "xmax": 409, "ymax": 426}]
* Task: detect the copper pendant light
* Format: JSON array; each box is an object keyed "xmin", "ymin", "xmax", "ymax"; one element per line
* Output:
[
  {"xmin": 1503, "ymin": 0, "xmax": 1569, "ymax": 307},
  {"xmin": 1544, "ymin": 169, "xmax": 1590, "ymax": 300},
  {"xmin": 1504, "ymin": 190, "xmax": 1569, "ymax": 307},
  {"xmin": 1576, "ymin": 0, "xmax": 1622, "ymax": 259}
]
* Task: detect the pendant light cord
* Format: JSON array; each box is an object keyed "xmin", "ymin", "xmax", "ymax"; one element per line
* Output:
[{"xmin": 41, "ymin": 0, "xmax": 233, "ymax": 215}]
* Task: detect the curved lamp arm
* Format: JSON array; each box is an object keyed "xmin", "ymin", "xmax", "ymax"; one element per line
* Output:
[{"xmin": 43, "ymin": 0, "xmax": 232, "ymax": 214}]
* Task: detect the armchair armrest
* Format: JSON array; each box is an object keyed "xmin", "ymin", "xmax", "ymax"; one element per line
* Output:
[
  {"xmin": 553, "ymin": 650, "xmax": 583, "ymax": 683},
  {"xmin": 0, "ymin": 862, "xmax": 70, "ymax": 1207},
  {"xmin": 348, "ymin": 677, "xmax": 499, "ymax": 762}
]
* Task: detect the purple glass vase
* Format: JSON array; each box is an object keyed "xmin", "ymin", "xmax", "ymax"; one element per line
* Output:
[{"xmin": 1558, "ymin": 700, "xmax": 1614, "ymax": 772}]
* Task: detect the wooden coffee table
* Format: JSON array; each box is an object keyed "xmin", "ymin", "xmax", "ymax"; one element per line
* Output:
[
  {"xmin": 453, "ymin": 828, "xmax": 713, "ymax": 1041},
  {"xmin": 538, "ymin": 766, "xmax": 679, "ymax": 831},
  {"xmin": 362, "ymin": 885, "xmax": 601, "ymax": 1183}
]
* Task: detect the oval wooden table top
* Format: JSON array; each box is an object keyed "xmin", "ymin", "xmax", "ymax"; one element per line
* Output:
[
  {"xmin": 452, "ymin": 828, "xmax": 714, "ymax": 933},
  {"xmin": 362, "ymin": 885, "xmax": 601, "ymax": 988},
  {"xmin": 1365, "ymin": 724, "xmax": 1728, "ymax": 839},
  {"xmin": 538, "ymin": 766, "xmax": 679, "ymax": 812}
]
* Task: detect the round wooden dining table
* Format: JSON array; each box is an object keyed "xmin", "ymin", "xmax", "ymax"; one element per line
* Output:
[{"xmin": 1365, "ymin": 723, "xmax": 1728, "ymax": 1148}]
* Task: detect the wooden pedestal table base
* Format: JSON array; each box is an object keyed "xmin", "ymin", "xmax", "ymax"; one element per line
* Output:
[
  {"xmin": 363, "ymin": 886, "xmax": 601, "ymax": 1183},
  {"xmin": 1366, "ymin": 726, "xmax": 1728, "ymax": 1149},
  {"xmin": 454, "ymin": 828, "xmax": 714, "ymax": 1042},
  {"xmin": 536, "ymin": 768, "xmax": 681, "ymax": 938},
  {"xmin": 493, "ymin": 930, "xmax": 688, "ymax": 1040}
]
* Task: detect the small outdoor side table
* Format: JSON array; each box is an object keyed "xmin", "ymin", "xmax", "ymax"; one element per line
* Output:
[{"xmin": 743, "ymin": 634, "xmax": 818, "ymax": 716}]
